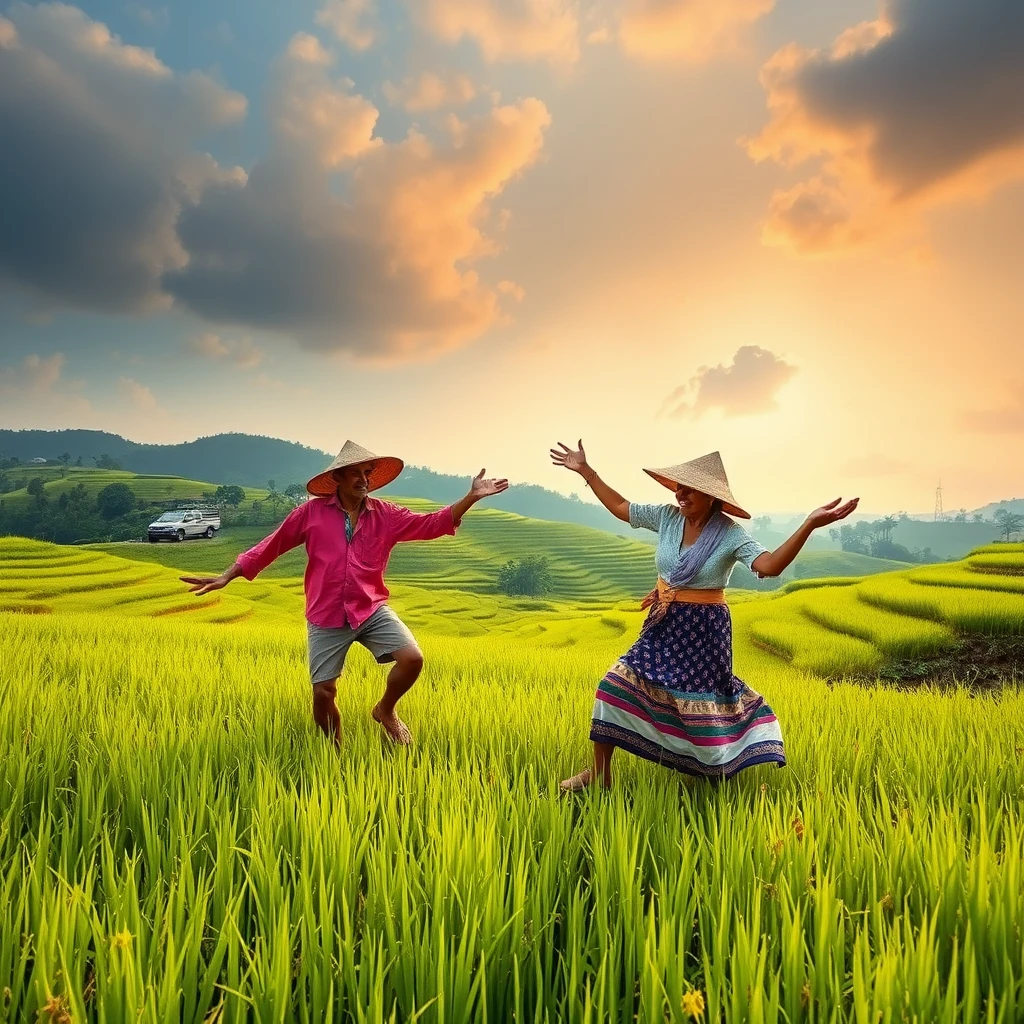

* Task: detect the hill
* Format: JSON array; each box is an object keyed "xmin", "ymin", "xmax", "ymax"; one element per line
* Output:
[
  {"xmin": 85, "ymin": 498, "xmax": 917, "ymax": 600},
  {"xmin": 0, "ymin": 428, "xmax": 644, "ymax": 539},
  {"xmin": 0, "ymin": 464, "xmax": 269, "ymax": 509}
]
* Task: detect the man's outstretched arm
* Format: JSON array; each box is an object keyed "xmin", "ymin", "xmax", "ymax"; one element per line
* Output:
[{"xmin": 181, "ymin": 503, "xmax": 308, "ymax": 594}]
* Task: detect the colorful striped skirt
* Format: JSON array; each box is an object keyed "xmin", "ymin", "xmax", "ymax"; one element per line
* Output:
[{"xmin": 590, "ymin": 601, "xmax": 786, "ymax": 779}]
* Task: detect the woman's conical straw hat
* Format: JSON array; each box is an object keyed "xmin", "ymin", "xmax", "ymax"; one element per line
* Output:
[
  {"xmin": 643, "ymin": 451, "xmax": 751, "ymax": 519},
  {"xmin": 306, "ymin": 440, "xmax": 404, "ymax": 497}
]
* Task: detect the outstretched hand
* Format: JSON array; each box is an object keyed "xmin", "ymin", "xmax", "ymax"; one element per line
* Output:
[
  {"xmin": 180, "ymin": 574, "xmax": 228, "ymax": 596},
  {"xmin": 550, "ymin": 440, "xmax": 588, "ymax": 474},
  {"xmin": 470, "ymin": 469, "xmax": 509, "ymax": 499},
  {"xmin": 806, "ymin": 497, "xmax": 860, "ymax": 530}
]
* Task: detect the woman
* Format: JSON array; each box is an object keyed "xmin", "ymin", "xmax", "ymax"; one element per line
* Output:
[{"xmin": 550, "ymin": 441, "xmax": 858, "ymax": 790}]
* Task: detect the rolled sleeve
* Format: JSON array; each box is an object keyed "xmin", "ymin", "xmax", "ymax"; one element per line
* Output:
[
  {"xmin": 388, "ymin": 503, "xmax": 457, "ymax": 543},
  {"xmin": 236, "ymin": 504, "xmax": 307, "ymax": 579},
  {"xmin": 628, "ymin": 502, "xmax": 666, "ymax": 533},
  {"xmin": 733, "ymin": 531, "xmax": 769, "ymax": 571}
]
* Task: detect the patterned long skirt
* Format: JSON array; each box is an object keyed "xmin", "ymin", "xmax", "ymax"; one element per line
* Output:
[{"xmin": 590, "ymin": 601, "xmax": 786, "ymax": 779}]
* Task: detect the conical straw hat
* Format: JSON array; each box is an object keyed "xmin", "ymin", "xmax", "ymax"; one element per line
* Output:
[
  {"xmin": 643, "ymin": 451, "xmax": 751, "ymax": 519},
  {"xmin": 306, "ymin": 440, "xmax": 404, "ymax": 497}
]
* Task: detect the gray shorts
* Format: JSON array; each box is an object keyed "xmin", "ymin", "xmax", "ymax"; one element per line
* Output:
[{"xmin": 307, "ymin": 605, "xmax": 417, "ymax": 685}]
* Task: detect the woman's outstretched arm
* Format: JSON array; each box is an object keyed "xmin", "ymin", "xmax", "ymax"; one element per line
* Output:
[
  {"xmin": 752, "ymin": 497, "xmax": 859, "ymax": 577},
  {"xmin": 550, "ymin": 440, "xmax": 631, "ymax": 523}
]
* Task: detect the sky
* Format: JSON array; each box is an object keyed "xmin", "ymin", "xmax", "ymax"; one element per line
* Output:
[{"xmin": 0, "ymin": 0, "xmax": 1022, "ymax": 516}]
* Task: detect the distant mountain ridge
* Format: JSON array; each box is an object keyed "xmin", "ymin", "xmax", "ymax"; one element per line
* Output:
[{"xmin": 0, "ymin": 428, "xmax": 641, "ymax": 538}]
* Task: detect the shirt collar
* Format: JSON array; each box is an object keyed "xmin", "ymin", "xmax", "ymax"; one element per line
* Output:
[{"xmin": 326, "ymin": 492, "xmax": 378, "ymax": 514}]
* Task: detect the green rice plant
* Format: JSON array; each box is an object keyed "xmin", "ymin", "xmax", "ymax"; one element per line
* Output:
[
  {"xmin": 857, "ymin": 576, "xmax": 1024, "ymax": 635},
  {"xmin": 1, "ymin": 610, "xmax": 1022, "ymax": 1022},
  {"xmin": 745, "ymin": 610, "xmax": 884, "ymax": 677},
  {"xmin": 793, "ymin": 587, "xmax": 958, "ymax": 660}
]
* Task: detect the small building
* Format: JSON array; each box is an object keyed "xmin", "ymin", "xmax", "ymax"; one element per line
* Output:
[{"xmin": 29, "ymin": 457, "xmax": 47, "ymax": 464}]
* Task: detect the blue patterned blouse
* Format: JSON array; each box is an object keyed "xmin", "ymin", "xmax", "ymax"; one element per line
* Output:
[{"xmin": 629, "ymin": 503, "xmax": 768, "ymax": 588}]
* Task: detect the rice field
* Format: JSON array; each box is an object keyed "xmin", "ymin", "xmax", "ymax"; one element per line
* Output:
[{"xmin": 1, "ymin": 537, "xmax": 1023, "ymax": 1021}]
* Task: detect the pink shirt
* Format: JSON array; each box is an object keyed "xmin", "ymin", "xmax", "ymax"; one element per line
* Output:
[{"xmin": 236, "ymin": 494, "xmax": 458, "ymax": 628}]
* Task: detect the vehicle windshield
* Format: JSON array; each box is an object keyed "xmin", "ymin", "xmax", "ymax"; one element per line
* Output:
[{"xmin": 156, "ymin": 513, "xmax": 185, "ymax": 522}]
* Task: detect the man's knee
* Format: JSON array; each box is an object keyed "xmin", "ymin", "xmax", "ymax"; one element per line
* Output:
[
  {"xmin": 312, "ymin": 679, "xmax": 338, "ymax": 704},
  {"xmin": 393, "ymin": 645, "xmax": 424, "ymax": 674}
]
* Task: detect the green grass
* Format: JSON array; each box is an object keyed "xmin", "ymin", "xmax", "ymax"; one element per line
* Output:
[
  {"xmin": 1, "ymin": 603, "xmax": 1022, "ymax": 1021},
  {"xmin": 2, "ymin": 539, "xmax": 1024, "ymax": 1019}
]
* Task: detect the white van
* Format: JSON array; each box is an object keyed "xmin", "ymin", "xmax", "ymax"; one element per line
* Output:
[{"xmin": 147, "ymin": 508, "xmax": 221, "ymax": 543}]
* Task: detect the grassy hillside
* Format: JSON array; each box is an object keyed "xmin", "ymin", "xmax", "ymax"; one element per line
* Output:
[
  {"xmin": 0, "ymin": 465, "xmax": 269, "ymax": 508},
  {"xmin": 88, "ymin": 498, "xmax": 917, "ymax": 601},
  {"xmin": 5, "ymin": 537, "xmax": 1023, "ymax": 683},
  {"xmin": 736, "ymin": 542, "xmax": 1024, "ymax": 681}
]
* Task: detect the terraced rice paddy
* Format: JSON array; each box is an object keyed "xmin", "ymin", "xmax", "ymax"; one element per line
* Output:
[{"xmin": 1, "ymin": 536, "xmax": 1022, "ymax": 1021}]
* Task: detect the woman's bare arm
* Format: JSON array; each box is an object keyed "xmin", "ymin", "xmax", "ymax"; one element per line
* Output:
[
  {"xmin": 751, "ymin": 497, "xmax": 859, "ymax": 577},
  {"xmin": 549, "ymin": 440, "xmax": 630, "ymax": 523}
]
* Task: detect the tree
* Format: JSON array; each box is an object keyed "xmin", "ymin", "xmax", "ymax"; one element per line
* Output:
[
  {"xmin": 284, "ymin": 483, "xmax": 306, "ymax": 501},
  {"xmin": 752, "ymin": 515, "xmax": 773, "ymax": 534},
  {"xmin": 96, "ymin": 482, "xmax": 137, "ymax": 520},
  {"xmin": 953, "ymin": 508, "xmax": 967, "ymax": 523},
  {"xmin": 993, "ymin": 508, "xmax": 1024, "ymax": 542},
  {"xmin": 93, "ymin": 454, "xmax": 123, "ymax": 470},
  {"xmin": 873, "ymin": 515, "xmax": 899, "ymax": 545},
  {"xmin": 215, "ymin": 484, "xmax": 246, "ymax": 507},
  {"xmin": 27, "ymin": 477, "xmax": 46, "ymax": 500},
  {"xmin": 497, "ymin": 556, "xmax": 552, "ymax": 597},
  {"xmin": 75, "ymin": 455, "xmax": 83, "ymax": 467},
  {"xmin": 58, "ymin": 453, "xmax": 71, "ymax": 478},
  {"xmin": 972, "ymin": 512, "xmax": 985, "ymax": 523}
]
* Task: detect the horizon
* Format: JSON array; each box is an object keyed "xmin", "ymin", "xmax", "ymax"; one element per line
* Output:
[
  {"xmin": 2, "ymin": 425, "xmax": 1020, "ymax": 522},
  {"xmin": 1, "ymin": 0, "xmax": 1022, "ymax": 515}
]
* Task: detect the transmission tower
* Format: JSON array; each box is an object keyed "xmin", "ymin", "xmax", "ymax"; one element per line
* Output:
[{"xmin": 934, "ymin": 480, "xmax": 943, "ymax": 522}]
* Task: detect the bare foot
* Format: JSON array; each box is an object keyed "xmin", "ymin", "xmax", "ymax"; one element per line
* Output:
[
  {"xmin": 371, "ymin": 703, "xmax": 413, "ymax": 746},
  {"xmin": 559, "ymin": 767, "xmax": 608, "ymax": 792}
]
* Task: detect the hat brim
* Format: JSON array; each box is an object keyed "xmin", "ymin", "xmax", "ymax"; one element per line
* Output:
[
  {"xmin": 644, "ymin": 469, "xmax": 751, "ymax": 519},
  {"xmin": 307, "ymin": 456, "xmax": 404, "ymax": 497}
]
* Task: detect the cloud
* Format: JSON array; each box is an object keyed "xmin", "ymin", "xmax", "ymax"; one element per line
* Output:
[
  {"xmin": 745, "ymin": 0, "xmax": 1024, "ymax": 253},
  {"xmin": 0, "ymin": 2, "xmax": 246, "ymax": 312},
  {"xmin": 268, "ymin": 33, "xmax": 380, "ymax": 169},
  {"xmin": 0, "ymin": 352, "xmax": 92, "ymax": 419},
  {"xmin": 962, "ymin": 382, "xmax": 1024, "ymax": 434},
  {"xmin": 382, "ymin": 71, "xmax": 477, "ymax": 112},
  {"xmin": 841, "ymin": 453, "xmax": 910, "ymax": 476},
  {"xmin": 619, "ymin": 0, "xmax": 774, "ymax": 62},
  {"xmin": 413, "ymin": 0, "xmax": 580, "ymax": 64},
  {"xmin": 117, "ymin": 375, "xmax": 159, "ymax": 410},
  {"xmin": 166, "ymin": 37, "xmax": 551, "ymax": 361},
  {"xmin": 660, "ymin": 345, "xmax": 797, "ymax": 418},
  {"xmin": 315, "ymin": 0, "xmax": 378, "ymax": 51},
  {"xmin": 187, "ymin": 333, "xmax": 264, "ymax": 369}
]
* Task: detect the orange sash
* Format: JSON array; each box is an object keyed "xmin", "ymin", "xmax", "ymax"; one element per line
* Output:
[{"xmin": 640, "ymin": 578, "xmax": 726, "ymax": 610}]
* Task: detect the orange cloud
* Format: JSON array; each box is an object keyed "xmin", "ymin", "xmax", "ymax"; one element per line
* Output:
[
  {"xmin": 268, "ymin": 33, "xmax": 380, "ymax": 168},
  {"xmin": 413, "ymin": 0, "xmax": 580, "ymax": 64},
  {"xmin": 382, "ymin": 71, "xmax": 477, "ymax": 112},
  {"xmin": 168, "ymin": 74, "xmax": 551, "ymax": 361},
  {"xmin": 659, "ymin": 345, "xmax": 797, "ymax": 418},
  {"xmin": 746, "ymin": 0, "xmax": 1024, "ymax": 254},
  {"xmin": 620, "ymin": 0, "xmax": 774, "ymax": 62}
]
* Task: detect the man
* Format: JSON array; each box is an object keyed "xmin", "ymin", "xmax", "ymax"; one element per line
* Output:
[{"xmin": 181, "ymin": 440, "xmax": 508, "ymax": 746}]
